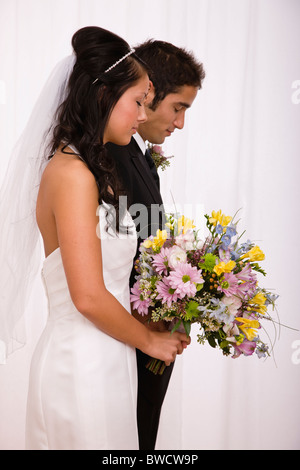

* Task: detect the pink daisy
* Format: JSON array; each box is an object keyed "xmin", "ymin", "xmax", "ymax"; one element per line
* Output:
[
  {"xmin": 168, "ymin": 262, "xmax": 203, "ymax": 298},
  {"xmin": 130, "ymin": 281, "xmax": 152, "ymax": 316},
  {"xmin": 156, "ymin": 278, "xmax": 179, "ymax": 307},
  {"xmin": 217, "ymin": 272, "xmax": 239, "ymax": 297},
  {"xmin": 152, "ymin": 247, "xmax": 171, "ymax": 275}
]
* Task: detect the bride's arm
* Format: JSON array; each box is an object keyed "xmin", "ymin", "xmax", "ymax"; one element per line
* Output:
[{"xmin": 47, "ymin": 159, "xmax": 189, "ymax": 365}]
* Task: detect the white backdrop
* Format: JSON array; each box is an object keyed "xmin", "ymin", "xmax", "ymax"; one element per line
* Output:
[{"xmin": 0, "ymin": 0, "xmax": 299, "ymax": 450}]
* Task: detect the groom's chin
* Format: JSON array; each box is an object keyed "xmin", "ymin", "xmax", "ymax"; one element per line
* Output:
[{"xmin": 152, "ymin": 136, "xmax": 166, "ymax": 145}]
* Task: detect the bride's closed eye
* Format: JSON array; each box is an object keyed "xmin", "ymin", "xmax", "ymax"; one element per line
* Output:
[{"xmin": 136, "ymin": 89, "xmax": 149, "ymax": 108}]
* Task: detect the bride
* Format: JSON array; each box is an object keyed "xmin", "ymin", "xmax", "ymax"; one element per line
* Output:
[{"xmin": 0, "ymin": 26, "xmax": 189, "ymax": 450}]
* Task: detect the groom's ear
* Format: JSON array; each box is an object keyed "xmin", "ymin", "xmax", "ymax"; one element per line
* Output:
[{"xmin": 145, "ymin": 81, "xmax": 155, "ymax": 106}]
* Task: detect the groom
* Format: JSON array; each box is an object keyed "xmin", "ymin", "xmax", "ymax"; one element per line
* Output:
[{"xmin": 106, "ymin": 39, "xmax": 205, "ymax": 450}]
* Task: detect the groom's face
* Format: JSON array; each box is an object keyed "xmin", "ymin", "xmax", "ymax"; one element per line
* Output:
[{"xmin": 138, "ymin": 84, "xmax": 198, "ymax": 144}]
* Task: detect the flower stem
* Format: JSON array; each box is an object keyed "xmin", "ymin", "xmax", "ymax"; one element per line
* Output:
[{"xmin": 146, "ymin": 358, "xmax": 166, "ymax": 375}]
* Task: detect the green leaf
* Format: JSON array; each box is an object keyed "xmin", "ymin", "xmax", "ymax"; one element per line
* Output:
[
  {"xmin": 171, "ymin": 320, "xmax": 182, "ymax": 334},
  {"xmin": 208, "ymin": 335, "xmax": 217, "ymax": 348},
  {"xmin": 251, "ymin": 263, "xmax": 267, "ymax": 276},
  {"xmin": 183, "ymin": 321, "xmax": 191, "ymax": 336}
]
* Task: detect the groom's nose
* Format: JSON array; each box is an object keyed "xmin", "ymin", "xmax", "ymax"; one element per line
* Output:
[{"xmin": 173, "ymin": 111, "xmax": 185, "ymax": 130}]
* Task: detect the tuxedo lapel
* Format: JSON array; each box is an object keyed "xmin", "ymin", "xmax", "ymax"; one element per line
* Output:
[
  {"xmin": 144, "ymin": 149, "xmax": 160, "ymax": 189},
  {"xmin": 129, "ymin": 140, "xmax": 163, "ymax": 205}
]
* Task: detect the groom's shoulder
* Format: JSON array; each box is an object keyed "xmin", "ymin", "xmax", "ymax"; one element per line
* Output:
[{"xmin": 106, "ymin": 138, "xmax": 139, "ymax": 161}]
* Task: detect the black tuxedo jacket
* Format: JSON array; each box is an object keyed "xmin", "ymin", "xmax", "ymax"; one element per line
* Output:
[{"xmin": 106, "ymin": 137, "xmax": 165, "ymax": 287}]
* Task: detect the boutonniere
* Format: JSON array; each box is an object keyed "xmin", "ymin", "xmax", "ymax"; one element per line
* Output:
[{"xmin": 148, "ymin": 144, "xmax": 174, "ymax": 171}]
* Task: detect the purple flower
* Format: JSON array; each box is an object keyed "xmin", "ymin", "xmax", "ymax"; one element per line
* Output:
[
  {"xmin": 218, "ymin": 248, "xmax": 231, "ymax": 262},
  {"xmin": 152, "ymin": 144, "xmax": 164, "ymax": 155},
  {"xmin": 236, "ymin": 263, "xmax": 257, "ymax": 282},
  {"xmin": 156, "ymin": 278, "xmax": 179, "ymax": 307},
  {"xmin": 236, "ymin": 280, "xmax": 257, "ymax": 300},
  {"xmin": 130, "ymin": 281, "xmax": 152, "ymax": 316},
  {"xmin": 168, "ymin": 262, "xmax": 203, "ymax": 298},
  {"xmin": 152, "ymin": 247, "xmax": 171, "ymax": 275},
  {"xmin": 217, "ymin": 272, "xmax": 239, "ymax": 297},
  {"xmin": 232, "ymin": 339, "xmax": 256, "ymax": 358}
]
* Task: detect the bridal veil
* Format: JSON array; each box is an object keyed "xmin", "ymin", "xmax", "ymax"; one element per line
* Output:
[{"xmin": 0, "ymin": 55, "xmax": 76, "ymax": 363}]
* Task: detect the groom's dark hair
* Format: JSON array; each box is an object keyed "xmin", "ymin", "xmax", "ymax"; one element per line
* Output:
[{"xmin": 134, "ymin": 39, "xmax": 205, "ymax": 110}]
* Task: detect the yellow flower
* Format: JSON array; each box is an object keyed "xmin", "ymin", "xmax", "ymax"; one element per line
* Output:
[
  {"xmin": 252, "ymin": 292, "xmax": 266, "ymax": 306},
  {"xmin": 209, "ymin": 210, "xmax": 232, "ymax": 227},
  {"xmin": 209, "ymin": 210, "xmax": 222, "ymax": 226},
  {"xmin": 221, "ymin": 215, "xmax": 232, "ymax": 227},
  {"xmin": 241, "ymin": 245, "xmax": 265, "ymax": 262},
  {"xmin": 213, "ymin": 260, "xmax": 236, "ymax": 276},
  {"xmin": 235, "ymin": 318, "xmax": 260, "ymax": 341},
  {"xmin": 250, "ymin": 292, "xmax": 267, "ymax": 315},
  {"xmin": 143, "ymin": 239, "xmax": 153, "ymax": 249},
  {"xmin": 177, "ymin": 215, "xmax": 195, "ymax": 234},
  {"xmin": 152, "ymin": 229, "xmax": 168, "ymax": 249},
  {"xmin": 165, "ymin": 222, "xmax": 174, "ymax": 232}
]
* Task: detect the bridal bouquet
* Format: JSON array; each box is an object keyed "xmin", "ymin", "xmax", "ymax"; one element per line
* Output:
[{"xmin": 130, "ymin": 210, "xmax": 279, "ymax": 374}]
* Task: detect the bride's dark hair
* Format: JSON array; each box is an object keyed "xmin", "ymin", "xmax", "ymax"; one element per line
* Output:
[{"xmin": 50, "ymin": 26, "xmax": 148, "ymax": 230}]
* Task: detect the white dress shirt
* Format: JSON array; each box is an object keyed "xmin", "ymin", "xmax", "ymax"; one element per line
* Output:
[{"xmin": 133, "ymin": 132, "xmax": 146, "ymax": 154}]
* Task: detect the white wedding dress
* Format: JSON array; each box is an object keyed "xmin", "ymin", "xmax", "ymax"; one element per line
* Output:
[{"xmin": 25, "ymin": 206, "xmax": 139, "ymax": 450}]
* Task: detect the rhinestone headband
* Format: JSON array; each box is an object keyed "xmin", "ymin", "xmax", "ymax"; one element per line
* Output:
[{"xmin": 92, "ymin": 48, "xmax": 135, "ymax": 84}]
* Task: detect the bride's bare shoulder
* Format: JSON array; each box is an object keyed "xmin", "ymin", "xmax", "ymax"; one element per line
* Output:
[{"xmin": 41, "ymin": 147, "xmax": 97, "ymax": 192}]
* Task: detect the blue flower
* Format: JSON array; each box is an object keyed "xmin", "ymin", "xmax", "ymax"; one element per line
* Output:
[
  {"xmin": 265, "ymin": 293, "xmax": 279, "ymax": 306},
  {"xmin": 240, "ymin": 239, "xmax": 253, "ymax": 253},
  {"xmin": 226, "ymin": 224, "xmax": 237, "ymax": 237},
  {"xmin": 215, "ymin": 224, "xmax": 223, "ymax": 234},
  {"xmin": 255, "ymin": 340, "xmax": 269, "ymax": 358},
  {"xmin": 230, "ymin": 250, "xmax": 240, "ymax": 261},
  {"xmin": 199, "ymin": 298, "xmax": 235, "ymax": 325},
  {"xmin": 221, "ymin": 235, "xmax": 231, "ymax": 249},
  {"xmin": 207, "ymin": 243, "xmax": 216, "ymax": 253}
]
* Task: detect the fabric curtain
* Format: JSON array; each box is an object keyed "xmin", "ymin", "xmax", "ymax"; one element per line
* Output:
[{"xmin": 0, "ymin": 0, "xmax": 299, "ymax": 450}]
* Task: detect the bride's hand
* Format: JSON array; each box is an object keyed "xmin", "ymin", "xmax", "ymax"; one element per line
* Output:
[
  {"xmin": 132, "ymin": 308, "xmax": 169, "ymax": 332},
  {"xmin": 145, "ymin": 330, "xmax": 191, "ymax": 366}
]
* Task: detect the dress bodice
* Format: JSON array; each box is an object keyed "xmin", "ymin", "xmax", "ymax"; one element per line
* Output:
[{"xmin": 42, "ymin": 204, "xmax": 137, "ymax": 320}]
